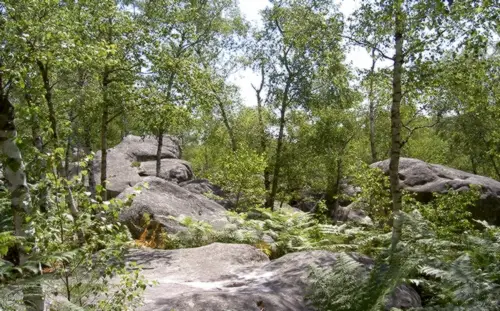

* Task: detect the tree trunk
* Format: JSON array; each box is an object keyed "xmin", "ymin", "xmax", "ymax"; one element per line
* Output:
[
  {"xmin": 489, "ymin": 154, "xmax": 500, "ymax": 180},
  {"xmin": 100, "ymin": 66, "xmax": 110, "ymax": 201},
  {"xmin": 23, "ymin": 79, "xmax": 43, "ymax": 153},
  {"xmin": 122, "ymin": 112, "xmax": 129, "ymax": 138},
  {"xmin": 368, "ymin": 48, "xmax": 378, "ymax": 163},
  {"xmin": 470, "ymin": 155, "xmax": 478, "ymax": 174},
  {"xmin": 217, "ymin": 98, "xmax": 237, "ymax": 152},
  {"xmin": 84, "ymin": 133, "xmax": 96, "ymax": 198},
  {"xmin": 0, "ymin": 81, "xmax": 45, "ymax": 311},
  {"xmin": 254, "ymin": 65, "xmax": 271, "ymax": 192},
  {"xmin": 389, "ymin": 3, "xmax": 404, "ymax": 254},
  {"xmin": 265, "ymin": 80, "xmax": 291, "ymax": 210},
  {"xmin": 155, "ymin": 72, "xmax": 176, "ymax": 176},
  {"xmin": 333, "ymin": 156, "xmax": 343, "ymax": 213},
  {"xmin": 156, "ymin": 129, "xmax": 163, "ymax": 177},
  {"xmin": 36, "ymin": 60, "xmax": 58, "ymax": 144},
  {"xmin": 325, "ymin": 172, "xmax": 337, "ymax": 213},
  {"xmin": 64, "ymin": 131, "xmax": 72, "ymax": 178}
]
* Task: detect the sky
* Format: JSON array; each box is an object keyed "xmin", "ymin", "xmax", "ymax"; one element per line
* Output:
[{"xmin": 233, "ymin": 0, "xmax": 386, "ymax": 106}]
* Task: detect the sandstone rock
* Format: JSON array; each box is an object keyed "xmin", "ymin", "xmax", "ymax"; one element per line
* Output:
[
  {"xmin": 126, "ymin": 243, "xmax": 421, "ymax": 311},
  {"xmin": 138, "ymin": 159, "xmax": 193, "ymax": 183},
  {"xmin": 371, "ymin": 158, "xmax": 500, "ymax": 224},
  {"xmin": 93, "ymin": 135, "xmax": 183, "ymax": 197},
  {"xmin": 180, "ymin": 179, "xmax": 233, "ymax": 209},
  {"xmin": 118, "ymin": 177, "xmax": 228, "ymax": 237},
  {"xmin": 334, "ymin": 202, "xmax": 374, "ymax": 226}
]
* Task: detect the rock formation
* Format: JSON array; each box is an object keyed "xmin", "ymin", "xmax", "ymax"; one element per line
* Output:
[
  {"xmin": 127, "ymin": 243, "xmax": 421, "ymax": 311},
  {"xmin": 371, "ymin": 158, "xmax": 500, "ymax": 224}
]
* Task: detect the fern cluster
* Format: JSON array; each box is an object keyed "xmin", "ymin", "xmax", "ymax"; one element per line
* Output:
[
  {"xmin": 157, "ymin": 207, "xmax": 368, "ymax": 259},
  {"xmin": 308, "ymin": 209, "xmax": 500, "ymax": 310}
]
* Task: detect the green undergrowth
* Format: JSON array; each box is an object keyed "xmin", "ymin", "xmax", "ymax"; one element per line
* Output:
[
  {"xmin": 140, "ymin": 207, "xmax": 377, "ymax": 259},
  {"xmin": 137, "ymin": 171, "xmax": 499, "ymax": 310},
  {"xmin": 0, "ymin": 152, "xmax": 152, "ymax": 311}
]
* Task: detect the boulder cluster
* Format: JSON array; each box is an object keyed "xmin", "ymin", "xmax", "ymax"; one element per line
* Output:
[
  {"xmin": 92, "ymin": 135, "xmax": 229, "ymax": 236},
  {"xmin": 90, "ymin": 137, "xmax": 500, "ymax": 311}
]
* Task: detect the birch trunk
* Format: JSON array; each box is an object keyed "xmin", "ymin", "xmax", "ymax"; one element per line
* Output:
[
  {"xmin": 156, "ymin": 130, "xmax": 163, "ymax": 177},
  {"xmin": 368, "ymin": 48, "xmax": 378, "ymax": 164},
  {"xmin": 265, "ymin": 80, "xmax": 291, "ymax": 210},
  {"xmin": 1, "ymin": 83, "xmax": 45, "ymax": 311},
  {"xmin": 254, "ymin": 65, "xmax": 271, "ymax": 192},
  {"xmin": 389, "ymin": 2, "xmax": 404, "ymax": 254},
  {"xmin": 155, "ymin": 72, "xmax": 176, "ymax": 177},
  {"xmin": 36, "ymin": 60, "xmax": 58, "ymax": 144},
  {"xmin": 217, "ymin": 98, "xmax": 237, "ymax": 153},
  {"xmin": 100, "ymin": 66, "xmax": 110, "ymax": 201}
]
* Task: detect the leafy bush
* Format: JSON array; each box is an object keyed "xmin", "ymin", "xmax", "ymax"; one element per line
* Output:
[
  {"xmin": 206, "ymin": 145, "xmax": 267, "ymax": 211},
  {"xmin": 346, "ymin": 161, "xmax": 392, "ymax": 229},
  {"xmin": 0, "ymin": 151, "xmax": 151, "ymax": 311},
  {"xmin": 404, "ymin": 186, "xmax": 480, "ymax": 240}
]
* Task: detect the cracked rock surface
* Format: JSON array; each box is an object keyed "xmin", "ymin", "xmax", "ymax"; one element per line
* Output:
[{"xmin": 127, "ymin": 243, "xmax": 421, "ymax": 311}]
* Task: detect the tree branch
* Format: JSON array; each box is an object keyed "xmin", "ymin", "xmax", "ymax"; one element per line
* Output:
[
  {"xmin": 106, "ymin": 110, "xmax": 123, "ymax": 124},
  {"xmin": 401, "ymin": 119, "xmax": 440, "ymax": 147},
  {"xmin": 342, "ymin": 35, "xmax": 395, "ymax": 61}
]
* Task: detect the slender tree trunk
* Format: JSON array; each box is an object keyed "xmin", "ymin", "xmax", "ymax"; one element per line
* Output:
[
  {"xmin": 265, "ymin": 80, "xmax": 291, "ymax": 210},
  {"xmin": 217, "ymin": 98, "xmax": 237, "ymax": 152},
  {"xmin": 155, "ymin": 72, "xmax": 176, "ymax": 176},
  {"xmin": 100, "ymin": 66, "xmax": 110, "ymax": 201},
  {"xmin": 23, "ymin": 79, "xmax": 43, "ymax": 152},
  {"xmin": 325, "ymin": 172, "xmax": 337, "ymax": 213},
  {"xmin": 489, "ymin": 154, "xmax": 500, "ymax": 180},
  {"xmin": 389, "ymin": 3, "xmax": 404, "ymax": 254},
  {"xmin": 254, "ymin": 65, "xmax": 271, "ymax": 192},
  {"xmin": 0, "ymin": 80, "xmax": 44, "ymax": 311},
  {"xmin": 64, "ymin": 129, "xmax": 72, "ymax": 178},
  {"xmin": 84, "ymin": 133, "xmax": 96, "ymax": 198},
  {"xmin": 368, "ymin": 48, "xmax": 378, "ymax": 163},
  {"xmin": 122, "ymin": 112, "xmax": 129, "ymax": 138},
  {"xmin": 156, "ymin": 129, "xmax": 163, "ymax": 177},
  {"xmin": 470, "ymin": 155, "xmax": 478, "ymax": 174},
  {"xmin": 36, "ymin": 60, "xmax": 58, "ymax": 144},
  {"xmin": 326, "ymin": 136, "xmax": 353, "ymax": 215},
  {"xmin": 333, "ymin": 156, "xmax": 343, "ymax": 213}
]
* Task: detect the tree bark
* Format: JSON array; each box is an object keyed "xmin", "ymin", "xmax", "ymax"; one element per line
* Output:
[
  {"xmin": 489, "ymin": 154, "xmax": 500, "ymax": 180},
  {"xmin": 155, "ymin": 72, "xmax": 176, "ymax": 177},
  {"xmin": 0, "ymin": 76, "xmax": 45, "ymax": 311},
  {"xmin": 156, "ymin": 129, "xmax": 163, "ymax": 177},
  {"xmin": 389, "ymin": 2, "xmax": 404, "ymax": 254},
  {"xmin": 265, "ymin": 80, "xmax": 291, "ymax": 210},
  {"xmin": 100, "ymin": 66, "xmax": 110, "ymax": 201},
  {"xmin": 36, "ymin": 60, "xmax": 58, "ymax": 144},
  {"xmin": 84, "ymin": 133, "xmax": 96, "ymax": 198},
  {"xmin": 23, "ymin": 78, "xmax": 43, "ymax": 152},
  {"xmin": 368, "ymin": 48, "xmax": 378, "ymax": 163},
  {"xmin": 254, "ymin": 64, "xmax": 271, "ymax": 192},
  {"xmin": 216, "ymin": 98, "xmax": 237, "ymax": 153}
]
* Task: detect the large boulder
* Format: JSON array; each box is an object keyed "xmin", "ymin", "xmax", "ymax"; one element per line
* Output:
[
  {"xmin": 179, "ymin": 179, "xmax": 234, "ymax": 209},
  {"xmin": 371, "ymin": 158, "xmax": 500, "ymax": 224},
  {"xmin": 138, "ymin": 159, "xmax": 193, "ymax": 183},
  {"xmin": 127, "ymin": 243, "xmax": 421, "ymax": 311},
  {"xmin": 118, "ymin": 177, "xmax": 228, "ymax": 237},
  {"xmin": 334, "ymin": 202, "xmax": 374, "ymax": 226},
  {"xmin": 93, "ymin": 135, "xmax": 183, "ymax": 198}
]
